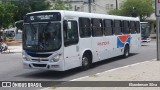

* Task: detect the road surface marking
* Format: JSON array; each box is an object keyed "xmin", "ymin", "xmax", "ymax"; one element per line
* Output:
[{"xmin": 71, "ymin": 59, "xmax": 155, "ymax": 81}]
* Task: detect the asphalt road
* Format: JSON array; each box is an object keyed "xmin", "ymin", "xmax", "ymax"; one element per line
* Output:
[{"xmin": 0, "ymin": 40, "xmax": 156, "ymax": 89}]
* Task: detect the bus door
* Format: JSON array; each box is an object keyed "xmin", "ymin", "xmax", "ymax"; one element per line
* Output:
[
  {"xmin": 130, "ymin": 21, "xmax": 139, "ymax": 51},
  {"xmin": 91, "ymin": 18, "xmax": 105, "ymax": 62},
  {"xmin": 63, "ymin": 18, "xmax": 80, "ymax": 70},
  {"xmin": 103, "ymin": 19, "xmax": 115, "ymax": 59}
]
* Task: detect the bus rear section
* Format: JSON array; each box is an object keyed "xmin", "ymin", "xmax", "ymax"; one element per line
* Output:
[{"xmin": 140, "ymin": 22, "xmax": 151, "ymax": 42}]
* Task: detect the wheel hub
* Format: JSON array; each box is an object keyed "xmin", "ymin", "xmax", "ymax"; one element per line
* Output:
[{"xmin": 82, "ymin": 57, "xmax": 88, "ymax": 66}]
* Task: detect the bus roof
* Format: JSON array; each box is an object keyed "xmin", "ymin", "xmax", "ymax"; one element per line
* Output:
[{"xmin": 26, "ymin": 10, "xmax": 140, "ymax": 21}]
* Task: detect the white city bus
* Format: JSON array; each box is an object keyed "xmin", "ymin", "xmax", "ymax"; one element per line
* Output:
[
  {"xmin": 4, "ymin": 28, "xmax": 22, "ymax": 41},
  {"xmin": 140, "ymin": 22, "xmax": 151, "ymax": 42},
  {"xmin": 22, "ymin": 10, "xmax": 141, "ymax": 71}
]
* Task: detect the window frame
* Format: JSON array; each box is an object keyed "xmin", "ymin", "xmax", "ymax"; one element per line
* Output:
[
  {"xmin": 136, "ymin": 21, "xmax": 140, "ymax": 33},
  {"xmin": 103, "ymin": 19, "xmax": 113, "ymax": 36},
  {"xmin": 79, "ymin": 17, "xmax": 91, "ymax": 38},
  {"xmin": 122, "ymin": 20, "xmax": 130, "ymax": 34},
  {"xmin": 130, "ymin": 21, "xmax": 136, "ymax": 34},
  {"xmin": 114, "ymin": 20, "xmax": 122, "ymax": 35},
  {"xmin": 91, "ymin": 18, "xmax": 103, "ymax": 37},
  {"xmin": 64, "ymin": 20, "xmax": 79, "ymax": 47}
]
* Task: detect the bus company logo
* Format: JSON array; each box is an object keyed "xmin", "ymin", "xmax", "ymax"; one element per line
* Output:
[
  {"xmin": 38, "ymin": 58, "xmax": 41, "ymax": 62},
  {"xmin": 97, "ymin": 41, "xmax": 109, "ymax": 46},
  {"xmin": 117, "ymin": 35, "xmax": 130, "ymax": 48},
  {"xmin": 2, "ymin": 82, "xmax": 12, "ymax": 87},
  {"xmin": 39, "ymin": 43, "xmax": 44, "ymax": 49}
]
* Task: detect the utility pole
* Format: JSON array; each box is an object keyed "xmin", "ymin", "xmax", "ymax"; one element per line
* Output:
[
  {"xmin": 88, "ymin": 0, "xmax": 91, "ymax": 13},
  {"xmin": 155, "ymin": 0, "xmax": 160, "ymax": 61},
  {"xmin": 75, "ymin": 5, "xmax": 77, "ymax": 11},
  {"xmin": 116, "ymin": 0, "xmax": 118, "ymax": 10}
]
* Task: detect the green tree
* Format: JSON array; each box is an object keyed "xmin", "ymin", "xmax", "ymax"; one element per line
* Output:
[
  {"xmin": 0, "ymin": 3, "xmax": 16, "ymax": 29},
  {"xmin": 27, "ymin": 0, "xmax": 50, "ymax": 12},
  {"xmin": 51, "ymin": 0, "xmax": 72, "ymax": 10},
  {"xmin": 109, "ymin": 0, "xmax": 154, "ymax": 21},
  {"xmin": 11, "ymin": 1, "xmax": 31, "ymax": 22},
  {"xmin": 10, "ymin": 0, "xmax": 50, "ymax": 30}
]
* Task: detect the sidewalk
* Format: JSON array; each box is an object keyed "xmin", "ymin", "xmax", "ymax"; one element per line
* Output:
[
  {"xmin": 6, "ymin": 45, "xmax": 22, "ymax": 53},
  {"xmin": 42, "ymin": 60, "xmax": 160, "ymax": 90},
  {"xmin": 150, "ymin": 34, "xmax": 156, "ymax": 39}
]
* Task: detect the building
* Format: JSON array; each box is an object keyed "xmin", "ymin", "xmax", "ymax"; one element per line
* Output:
[
  {"xmin": 68, "ymin": 0, "xmax": 125, "ymax": 14},
  {"xmin": 68, "ymin": 0, "xmax": 155, "ymax": 33}
]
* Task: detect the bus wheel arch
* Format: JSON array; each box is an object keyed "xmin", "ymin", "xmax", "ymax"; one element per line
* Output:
[
  {"xmin": 123, "ymin": 44, "xmax": 130, "ymax": 58},
  {"xmin": 81, "ymin": 50, "xmax": 92, "ymax": 70}
]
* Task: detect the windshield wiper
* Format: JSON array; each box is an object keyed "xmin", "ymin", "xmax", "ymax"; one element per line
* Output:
[
  {"xmin": 29, "ymin": 23, "xmax": 35, "ymax": 30},
  {"xmin": 39, "ymin": 22, "xmax": 51, "ymax": 49},
  {"xmin": 42, "ymin": 21, "xmax": 51, "ymax": 33}
]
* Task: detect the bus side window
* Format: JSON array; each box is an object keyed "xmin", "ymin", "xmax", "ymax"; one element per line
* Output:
[
  {"xmin": 103, "ymin": 19, "xmax": 113, "ymax": 36},
  {"xmin": 136, "ymin": 21, "xmax": 140, "ymax": 33},
  {"xmin": 130, "ymin": 21, "xmax": 136, "ymax": 34},
  {"xmin": 114, "ymin": 20, "xmax": 122, "ymax": 35},
  {"xmin": 79, "ymin": 17, "xmax": 91, "ymax": 38},
  {"xmin": 91, "ymin": 18, "xmax": 103, "ymax": 37},
  {"xmin": 122, "ymin": 20, "xmax": 130, "ymax": 34},
  {"xmin": 63, "ymin": 20, "xmax": 79, "ymax": 47}
]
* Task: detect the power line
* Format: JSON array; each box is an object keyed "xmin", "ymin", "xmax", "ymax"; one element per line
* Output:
[
  {"xmin": 93, "ymin": 3, "xmax": 105, "ymax": 9},
  {"xmin": 92, "ymin": 3, "xmax": 106, "ymax": 11}
]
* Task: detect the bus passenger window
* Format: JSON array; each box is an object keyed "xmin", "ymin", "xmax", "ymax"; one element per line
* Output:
[
  {"xmin": 104, "ymin": 19, "xmax": 113, "ymax": 36},
  {"xmin": 64, "ymin": 20, "xmax": 79, "ymax": 46},
  {"xmin": 114, "ymin": 20, "xmax": 122, "ymax": 35},
  {"xmin": 79, "ymin": 18, "xmax": 91, "ymax": 38},
  {"xmin": 91, "ymin": 18, "xmax": 103, "ymax": 37},
  {"xmin": 136, "ymin": 21, "xmax": 140, "ymax": 33},
  {"xmin": 122, "ymin": 20, "xmax": 130, "ymax": 34},
  {"xmin": 130, "ymin": 21, "xmax": 136, "ymax": 34}
]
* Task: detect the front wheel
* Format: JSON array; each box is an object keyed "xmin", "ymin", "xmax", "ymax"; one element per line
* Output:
[
  {"xmin": 81, "ymin": 54, "xmax": 91, "ymax": 70},
  {"xmin": 123, "ymin": 45, "xmax": 129, "ymax": 58}
]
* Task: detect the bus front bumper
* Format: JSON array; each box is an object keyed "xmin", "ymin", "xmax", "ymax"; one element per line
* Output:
[{"xmin": 23, "ymin": 60, "xmax": 64, "ymax": 71}]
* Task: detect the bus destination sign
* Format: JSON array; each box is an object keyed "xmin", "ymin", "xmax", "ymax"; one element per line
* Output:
[{"xmin": 24, "ymin": 12, "xmax": 61, "ymax": 22}]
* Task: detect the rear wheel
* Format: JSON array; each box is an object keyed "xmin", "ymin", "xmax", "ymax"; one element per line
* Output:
[
  {"xmin": 81, "ymin": 54, "xmax": 91, "ymax": 70},
  {"xmin": 123, "ymin": 45, "xmax": 129, "ymax": 58}
]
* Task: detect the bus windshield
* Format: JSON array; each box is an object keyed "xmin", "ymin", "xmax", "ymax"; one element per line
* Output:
[
  {"xmin": 23, "ymin": 22, "xmax": 61, "ymax": 52},
  {"xmin": 5, "ymin": 31, "xmax": 15, "ymax": 37},
  {"xmin": 141, "ymin": 23, "xmax": 150, "ymax": 39}
]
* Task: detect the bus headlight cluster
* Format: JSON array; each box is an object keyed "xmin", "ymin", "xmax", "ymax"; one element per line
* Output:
[
  {"xmin": 50, "ymin": 54, "xmax": 61, "ymax": 62},
  {"xmin": 22, "ymin": 52, "xmax": 30, "ymax": 61}
]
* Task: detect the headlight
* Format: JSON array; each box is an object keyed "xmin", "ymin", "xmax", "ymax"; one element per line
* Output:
[
  {"xmin": 22, "ymin": 52, "xmax": 30, "ymax": 61},
  {"xmin": 50, "ymin": 54, "xmax": 61, "ymax": 62}
]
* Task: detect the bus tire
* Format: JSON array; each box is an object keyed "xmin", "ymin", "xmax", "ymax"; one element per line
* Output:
[
  {"xmin": 81, "ymin": 54, "xmax": 91, "ymax": 70},
  {"xmin": 123, "ymin": 45, "xmax": 129, "ymax": 58}
]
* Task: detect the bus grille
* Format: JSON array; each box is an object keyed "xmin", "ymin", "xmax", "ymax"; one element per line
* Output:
[
  {"xmin": 32, "ymin": 64, "xmax": 47, "ymax": 67},
  {"xmin": 32, "ymin": 59, "xmax": 49, "ymax": 62},
  {"xmin": 26, "ymin": 52, "xmax": 52, "ymax": 58}
]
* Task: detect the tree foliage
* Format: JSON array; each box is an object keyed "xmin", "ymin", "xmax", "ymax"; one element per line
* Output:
[
  {"xmin": 11, "ymin": 1, "xmax": 31, "ymax": 22},
  {"xmin": 0, "ymin": 3, "xmax": 16, "ymax": 29},
  {"xmin": 51, "ymin": 0, "xmax": 72, "ymax": 10},
  {"xmin": 0, "ymin": 0, "xmax": 51, "ymax": 29},
  {"xmin": 109, "ymin": 0, "xmax": 154, "ymax": 21},
  {"xmin": 27, "ymin": 0, "xmax": 50, "ymax": 12},
  {"xmin": 0, "ymin": 0, "xmax": 72, "ymax": 29}
]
